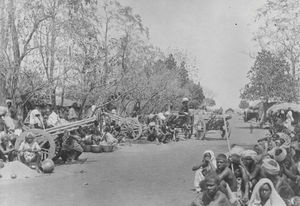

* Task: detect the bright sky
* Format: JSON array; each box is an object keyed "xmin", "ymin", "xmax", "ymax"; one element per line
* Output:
[{"xmin": 119, "ymin": 0, "xmax": 265, "ymax": 109}]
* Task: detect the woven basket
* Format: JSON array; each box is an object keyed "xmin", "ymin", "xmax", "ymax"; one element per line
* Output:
[
  {"xmin": 83, "ymin": 145, "xmax": 92, "ymax": 152},
  {"xmin": 101, "ymin": 145, "xmax": 114, "ymax": 153},
  {"xmin": 91, "ymin": 145, "xmax": 102, "ymax": 153}
]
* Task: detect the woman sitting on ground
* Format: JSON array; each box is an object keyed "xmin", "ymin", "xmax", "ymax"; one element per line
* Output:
[
  {"xmin": 18, "ymin": 133, "xmax": 41, "ymax": 170},
  {"xmin": 249, "ymin": 178, "xmax": 286, "ymax": 206}
]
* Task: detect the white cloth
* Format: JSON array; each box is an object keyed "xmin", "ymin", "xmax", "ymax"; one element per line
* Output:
[
  {"xmin": 86, "ymin": 105, "xmax": 96, "ymax": 117},
  {"xmin": 29, "ymin": 109, "xmax": 43, "ymax": 128},
  {"xmin": 157, "ymin": 113, "xmax": 166, "ymax": 121},
  {"xmin": 0, "ymin": 106, "xmax": 8, "ymax": 116},
  {"xmin": 14, "ymin": 129, "xmax": 22, "ymax": 136},
  {"xmin": 19, "ymin": 141, "xmax": 41, "ymax": 163},
  {"xmin": 297, "ymin": 162, "xmax": 300, "ymax": 174},
  {"xmin": 284, "ymin": 111, "xmax": 294, "ymax": 131},
  {"xmin": 249, "ymin": 178, "xmax": 286, "ymax": 206},
  {"xmin": 102, "ymin": 132, "xmax": 118, "ymax": 145},
  {"xmin": 4, "ymin": 116, "xmax": 15, "ymax": 130},
  {"xmin": 47, "ymin": 111, "xmax": 61, "ymax": 127},
  {"xmin": 68, "ymin": 108, "xmax": 78, "ymax": 120},
  {"xmin": 286, "ymin": 111, "xmax": 294, "ymax": 122}
]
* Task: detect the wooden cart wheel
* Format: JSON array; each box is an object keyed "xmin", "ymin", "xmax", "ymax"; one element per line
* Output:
[
  {"xmin": 120, "ymin": 118, "xmax": 143, "ymax": 141},
  {"xmin": 15, "ymin": 129, "xmax": 56, "ymax": 160}
]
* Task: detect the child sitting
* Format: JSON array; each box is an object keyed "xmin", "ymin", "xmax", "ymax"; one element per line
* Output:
[
  {"xmin": 18, "ymin": 132, "xmax": 41, "ymax": 170},
  {"xmin": 192, "ymin": 150, "xmax": 216, "ymax": 193}
]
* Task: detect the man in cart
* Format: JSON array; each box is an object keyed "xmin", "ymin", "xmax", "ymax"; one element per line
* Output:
[{"xmin": 178, "ymin": 97, "xmax": 191, "ymax": 125}]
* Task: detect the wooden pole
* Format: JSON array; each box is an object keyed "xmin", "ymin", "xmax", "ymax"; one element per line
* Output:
[{"xmin": 222, "ymin": 111, "xmax": 234, "ymax": 173}]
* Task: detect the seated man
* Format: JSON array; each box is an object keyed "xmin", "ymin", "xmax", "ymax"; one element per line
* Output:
[
  {"xmin": 18, "ymin": 133, "xmax": 41, "ymax": 170},
  {"xmin": 159, "ymin": 123, "xmax": 173, "ymax": 143},
  {"xmin": 191, "ymin": 172, "xmax": 231, "ymax": 206},
  {"xmin": 241, "ymin": 150, "xmax": 261, "ymax": 190},
  {"xmin": 0, "ymin": 134, "xmax": 16, "ymax": 162},
  {"xmin": 261, "ymin": 158, "xmax": 295, "ymax": 201},
  {"xmin": 228, "ymin": 153, "xmax": 250, "ymax": 204},
  {"xmin": 61, "ymin": 130, "xmax": 84, "ymax": 163},
  {"xmin": 215, "ymin": 154, "xmax": 237, "ymax": 193},
  {"xmin": 146, "ymin": 122, "xmax": 163, "ymax": 143}
]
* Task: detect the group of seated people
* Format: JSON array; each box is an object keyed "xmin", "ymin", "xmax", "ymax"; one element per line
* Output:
[
  {"xmin": 27, "ymin": 105, "xmax": 80, "ymax": 129},
  {"xmin": 143, "ymin": 111, "xmax": 193, "ymax": 143},
  {"xmin": 144, "ymin": 121, "xmax": 175, "ymax": 143},
  {"xmin": 53, "ymin": 124, "xmax": 118, "ymax": 163},
  {"xmin": 191, "ymin": 125, "xmax": 300, "ymax": 206},
  {"xmin": 0, "ymin": 132, "xmax": 42, "ymax": 171}
]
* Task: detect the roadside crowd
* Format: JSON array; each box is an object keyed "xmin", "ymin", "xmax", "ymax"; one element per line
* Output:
[
  {"xmin": 191, "ymin": 122, "xmax": 300, "ymax": 206},
  {"xmin": 0, "ymin": 100, "xmax": 119, "ymax": 171}
]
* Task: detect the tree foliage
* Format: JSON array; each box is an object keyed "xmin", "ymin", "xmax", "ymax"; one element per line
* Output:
[
  {"xmin": 203, "ymin": 98, "xmax": 216, "ymax": 107},
  {"xmin": 239, "ymin": 100, "xmax": 249, "ymax": 109},
  {"xmin": 0, "ymin": 0, "xmax": 205, "ymax": 117},
  {"xmin": 241, "ymin": 50, "xmax": 297, "ymax": 102},
  {"xmin": 255, "ymin": 0, "xmax": 300, "ymax": 77}
]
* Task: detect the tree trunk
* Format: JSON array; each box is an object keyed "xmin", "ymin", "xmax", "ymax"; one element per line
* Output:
[
  {"xmin": 103, "ymin": 16, "xmax": 109, "ymax": 84},
  {"xmin": 8, "ymin": 0, "xmax": 21, "ymax": 105},
  {"xmin": 0, "ymin": 0, "xmax": 7, "ymax": 105},
  {"xmin": 49, "ymin": 15, "xmax": 57, "ymax": 108}
]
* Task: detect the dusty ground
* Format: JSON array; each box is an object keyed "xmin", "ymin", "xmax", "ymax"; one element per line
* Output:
[{"xmin": 0, "ymin": 114, "xmax": 266, "ymax": 206}]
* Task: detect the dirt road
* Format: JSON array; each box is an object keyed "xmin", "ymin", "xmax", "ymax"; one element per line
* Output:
[{"xmin": 0, "ymin": 114, "xmax": 265, "ymax": 206}]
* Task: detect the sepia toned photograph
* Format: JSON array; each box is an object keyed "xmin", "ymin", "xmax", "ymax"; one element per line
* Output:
[{"xmin": 0, "ymin": 0, "xmax": 300, "ymax": 205}]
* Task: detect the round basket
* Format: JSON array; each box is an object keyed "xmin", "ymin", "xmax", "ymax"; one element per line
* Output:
[
  {"xmin": 83, "ymin": 145, "xmax": 92, "ymax": 152},
  {"xmin": 101, "ymin": 145, "xmax": 114, "ymax": 153},
  {"xmin": 91, "ymin": 145, "xmax": 102, "ymax": 153}
]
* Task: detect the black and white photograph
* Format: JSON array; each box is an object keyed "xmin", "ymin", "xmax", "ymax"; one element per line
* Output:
[{"xmin": 0, "ymin": 0, "xmax": 300, "ymax": 205}]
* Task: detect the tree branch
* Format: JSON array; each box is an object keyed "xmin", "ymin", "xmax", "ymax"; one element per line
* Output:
[{"xmin": 20, "ymin": 16, "xmax": 51, "ymax": 62}]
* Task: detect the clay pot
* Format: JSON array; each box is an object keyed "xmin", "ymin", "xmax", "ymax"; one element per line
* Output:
[{"xmin": 41, "ymin": 159, "xmax": 55, "ymax": 173}]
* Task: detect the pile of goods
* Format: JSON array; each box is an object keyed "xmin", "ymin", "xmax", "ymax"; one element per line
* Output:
[{"xmin": 0, "ymin": 161, "xmax": 40, "ymax": 180}]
